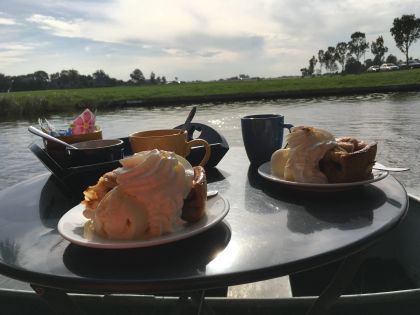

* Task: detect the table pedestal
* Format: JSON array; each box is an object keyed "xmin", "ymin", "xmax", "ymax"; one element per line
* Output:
[{"xmin": 305, "ymin": 250, "xmax": 367, "ymax": 314}]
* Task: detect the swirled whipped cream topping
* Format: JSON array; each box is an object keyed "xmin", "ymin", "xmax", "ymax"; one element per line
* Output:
[
  {"xmin": 271, "ymin": 126, "xmax": 338, "ymax": 183},
  {"xmin": 85, "ymin": 149, "xmax": 194, "ymax": 240}
]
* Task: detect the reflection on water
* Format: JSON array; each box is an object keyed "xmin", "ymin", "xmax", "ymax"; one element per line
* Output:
[{"xmin": 1, "ymin": 92, "xmax": 419, "ymax": 196}]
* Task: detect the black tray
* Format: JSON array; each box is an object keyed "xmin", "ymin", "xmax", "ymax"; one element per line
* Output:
[
  {"xmin": 173, "ymin": 122, "xmax": 229, "ymax": 168},
  {"xmin": 29, "ymin": 123, "xmax": 229, "ymax": 198}
]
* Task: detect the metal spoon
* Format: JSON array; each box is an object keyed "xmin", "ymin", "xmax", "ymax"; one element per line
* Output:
[
  {"xmin": 179, "ymin": 106, "xmax": 197, "ymax": 134},
  {"xmin": 373, "ymin": 162, "xmax": 409, "ymax": 172},
  {"xmin": 28, "ymin": 126, "xmax": 78, "ymax": 149},
  {"xmin": 207, "ymin": 190, "xmax": 218, "ymax": 199}
]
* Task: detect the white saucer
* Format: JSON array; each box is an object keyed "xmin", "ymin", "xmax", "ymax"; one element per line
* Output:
[
  {"xmin": 58, "ymin": 194, "xmax": 229, "ymax": 249},
  {"xmin": 258, "ymin": 162, "xmax": 389, "ymax": 192}
]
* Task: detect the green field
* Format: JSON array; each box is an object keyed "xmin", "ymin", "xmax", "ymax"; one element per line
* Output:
[{"xmin": 1, "ymin": 69, "xmax": 420, "ymax": 119}]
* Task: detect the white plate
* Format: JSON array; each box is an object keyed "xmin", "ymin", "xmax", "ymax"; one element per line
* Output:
[
  {"xmin": 58, "ymin": 194, "xmax": 229, "ymax": 249},
  {"xmin": 258, "ymin": 162, "xmax": 389, "ymax": 191}
]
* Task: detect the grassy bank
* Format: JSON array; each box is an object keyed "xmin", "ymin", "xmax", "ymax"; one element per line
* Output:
[{"xmin": 1, "ymin": 69, "xmax": 420, "ymax": 119}]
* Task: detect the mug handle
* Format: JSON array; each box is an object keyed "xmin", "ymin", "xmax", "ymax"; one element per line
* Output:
[
  {"xmin": 283, "ymin": 124, "xmax": 293, "ymax": 148},
  {"xmin": 283, "ymin": 124, "xmax": 293, "ymax": 132},
  {"xmin": 186, "ymin": 139, "xmax": 211, "ymax": 167}
]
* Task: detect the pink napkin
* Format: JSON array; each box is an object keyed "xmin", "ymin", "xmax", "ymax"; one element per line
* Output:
[{"xmin": 70, "ymin": 109, "xmax": 97, "ymax": 135}]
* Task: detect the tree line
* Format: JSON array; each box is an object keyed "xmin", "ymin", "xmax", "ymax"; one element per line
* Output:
[
  {"xmin": 0, "ymin": 68, "xmax": 168, "ymax": 93},
  {"xmin": 301, "ymin": 14, "xmax": 420, "ymax": 76}
]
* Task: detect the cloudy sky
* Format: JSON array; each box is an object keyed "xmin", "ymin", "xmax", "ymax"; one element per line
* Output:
[{"xmin": 1, "ymin": 0, "xmax": 420, "ymax": 81}]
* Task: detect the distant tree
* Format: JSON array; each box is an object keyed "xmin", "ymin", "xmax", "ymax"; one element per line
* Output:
[
  {"xmin": 335, "ymin": 42, "xmax": 348, "ymax": 72},
  {"xmin": 32, "ymin": 71, "xmax": 49, "ymax": 90},
  {"xmin": 66, "ymin": 69, "xmax": 80, "ymax": 88},
  {"xmin": 371, "ymin": 36, "xmax": 388, "ymax": 65},
  {"xmin": 308, "ymin": 56, "xmax": 317, "ymax": 75},
  {"xmin": 344, "ymin": 56, "xmax": 364, "ymax": 74},
  {"xmin": 92, "ymin": 69, "xmax": 113, "ymax": 87},
  {"xmin": 317, "ymin": 49, "xmax": 325, "ymax": 74},
  {"xmin": 0, "ymin": 68, "xmax": 125, "ymax": 92},
  {"xmin": 0, "ymin": 73, "xmax": 12, "ymax": 92},
  {"xmin": 386, "ymin": 54, "xmax": 398, "ymax": 64},
  {"xmin": 50, "ymin": 69, "xmax": 81, "ymax": 89},
  {"xmin": 55, "ymin": 70, "xmax": 68, "ymax": 88},
  {"xmin": 300, "ymin": 68, "xmax": 309, "ymax": 77},
  {"xmin": 78, "ymin": 74, "xmax": 94, "ymax": 88},
  {"xmin": 324, "ymin": 46, "xmax": 338, "ymax": 73},
  {"xmin": 49, "ymin": 72, "xmax": 60, "ymax": 89},
  {"xmin": 11, "ymin": 74, "xmax": 35, "ymax": 91},
  {"xmin": 60, "ymin": 70, "xmax": 72, "ymax": 87},
  {"xmin": 390, "ymin": 14, "xmax": 420, "ymax": 67},
  {"xmin": 162, "ymin": 76, "xmax": 167, "ymax": 84},
  {"xmin": 348, "ymin": 32, "xmax": 369, "ymax": 62},
  {"xmin": 150, "ymin": 72, "xmax": 156, "ymax": 84},
  {"xmin": 48, "ymin": 69, "xmax": 94, "ymax": 89},
  {"xmin": 130, "ymin": 68, "xmax": 145, "ymax": 84},
  {"xmin": 364, "ymin": 58, "xmax": 374, "ymax": 68},
  {"xmin": 33, "ymin": 71, "xmax": 49, "ymax": 82}
]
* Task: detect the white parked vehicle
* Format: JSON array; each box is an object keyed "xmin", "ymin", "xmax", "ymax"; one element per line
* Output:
[
  {"xmin": 367, "ymin": 65, "xmax": 380, "ymax": 72},
  {"xmin": 379, "ymin": 63, "xmax": 399, "ymax": 71}
]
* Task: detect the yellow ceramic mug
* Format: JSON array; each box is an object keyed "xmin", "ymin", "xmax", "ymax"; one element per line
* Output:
[{"xmin": 129, "ymin": 129, "xmax": 211, "ymax": 167}]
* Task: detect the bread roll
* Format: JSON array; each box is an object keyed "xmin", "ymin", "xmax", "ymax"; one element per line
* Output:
[{"xmin": 320, "ymin": 139, "xmax": 377, "ymax": 183}]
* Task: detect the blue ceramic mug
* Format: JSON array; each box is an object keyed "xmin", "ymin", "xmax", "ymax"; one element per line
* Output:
[{"xmin": 241, "ymin": 114, "xmax": 293, "ymax": 165}]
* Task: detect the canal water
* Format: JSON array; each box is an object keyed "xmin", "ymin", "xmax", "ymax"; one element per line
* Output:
[{"xmin": 1, "ymin": 92, "xmax": 419, "ymax": 196}]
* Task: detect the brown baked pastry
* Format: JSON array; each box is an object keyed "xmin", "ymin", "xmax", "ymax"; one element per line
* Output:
[
  {"xmin": 82, "ymin": 171, "xmax": 118, "ymax": 212},
  {"xmin": 182, "ymin": 166, "xmax": 207, "ymax": 223},
  {"xmin": 319, "ymin": 137, "xmax": 377, "ymax": 183}
]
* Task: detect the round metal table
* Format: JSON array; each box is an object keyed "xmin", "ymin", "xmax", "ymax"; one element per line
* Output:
[{"xmin": 0, "ymin": 146, "xmax": 408, "ymax": 314}]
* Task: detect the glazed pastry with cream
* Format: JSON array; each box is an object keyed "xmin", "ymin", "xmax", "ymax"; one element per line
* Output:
[
  {"xmin": 271, "ymin": 126, "xmax": 338, "ymax": 183},
  {"xmin": 82, "ymin": 149, "xmax": 207, "ymax": 240},
  {"xmin": 271, "ymin": 126, "xmax": 377, "ymax": 184}
]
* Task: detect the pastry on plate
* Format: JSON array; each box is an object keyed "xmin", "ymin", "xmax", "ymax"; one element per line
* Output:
[
  {"xmin": 271, "ymin": 126, "xmax": 377, "ymax": 184},
  {"xmin": 81, "ymin": 149, "xmax": 207, "ymax": 240}
]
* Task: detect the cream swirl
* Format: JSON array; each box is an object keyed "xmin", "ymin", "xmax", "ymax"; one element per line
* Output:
[
  {"xmin": 115, "ymin": 149, "xmax": 193, "ymax": 237},
  {"xmin": 271, "ymin": 126, "xmax": 338, "ymax": 183},
  {"xmin": 87, "ymin": 149, "xmax": 194, "ymax": 240}
]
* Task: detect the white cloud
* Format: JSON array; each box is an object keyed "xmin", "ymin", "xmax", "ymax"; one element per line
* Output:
[
  {"xmin": 0, "ymin": 43, "xmax": 31, "ymax": 51},
  {"xmin": 0, "ymin": 43, "xmax": 32, "ymax": 67},
  {"xmin": 0, "ymin": 42, "xmax": 43, "ymax": 69},
  {"xmin": 26, "ymin": 14, "xmax": 82, "ymax": 37},
  {"xmin": 0, "ymin": 17, "xmax": 16, "ymax": 25},
  {"xmin": 20, "ymin": 1, "xmax": 291, "ymax": 77},
  {"xmin": 24, "ymin": 1, "xmax": 281, "ymax": 50}
]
